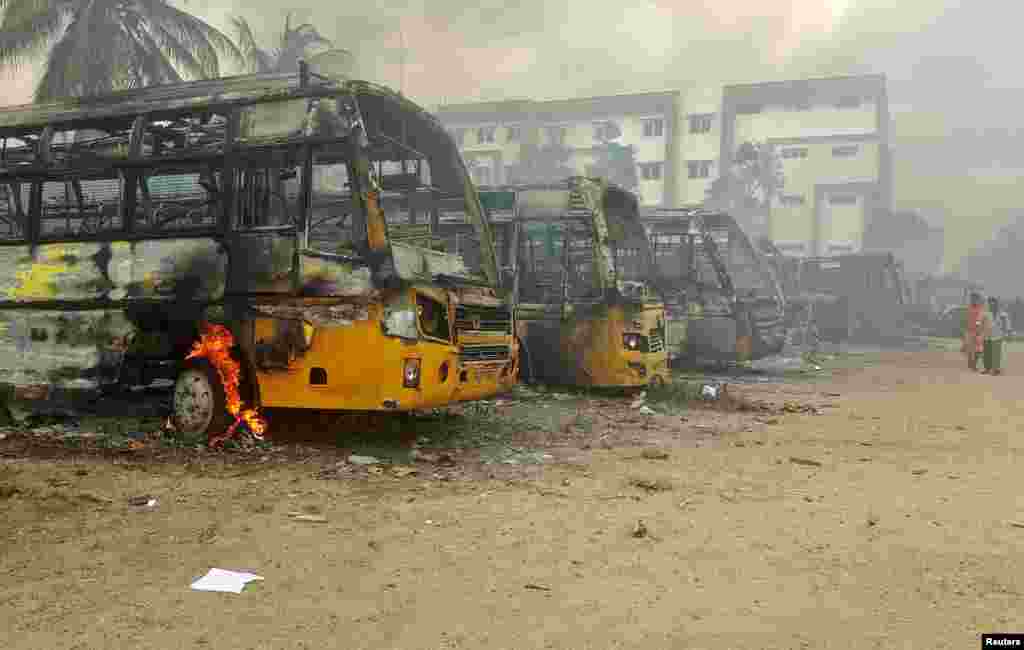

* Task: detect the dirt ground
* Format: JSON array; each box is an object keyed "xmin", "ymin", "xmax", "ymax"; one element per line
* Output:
[{"xmin": 3, "ymin": 341, "xmax": 1023, "ymax": 649}]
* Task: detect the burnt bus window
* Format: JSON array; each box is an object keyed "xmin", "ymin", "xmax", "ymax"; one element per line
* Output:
[
  {"xmin": 132, "ymin": 166, "xmax": 220, "ymax": 233},
  {"xmin": 517, "ymin": 225, "xmax": 565, "ymax": 303},
  {"xmin": 417, "ymin": 294, "xmax": 451, "ymax": 341},
  {"xmin": 308, "ymin": 148, "xmax": 357, "ymax": 253},
  {"xmin": 38, "ymin": 174, "xmax": 124, "ymax": 239},
  {"xmin": 0, "ymin": 182, "xmax": 31, "ymax": 241},
  {"xmin": 235, "ymin": 164, "xmax": 301, "ymax": 229}
]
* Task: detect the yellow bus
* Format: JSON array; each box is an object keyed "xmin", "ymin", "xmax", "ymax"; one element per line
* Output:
[
  {"xmin": 0, "ymin": 66, "xmax": 516, "ymax": 441},
  {"xmin": 478, "ymin": 178, "xmax": 668, "ymax": 389}
]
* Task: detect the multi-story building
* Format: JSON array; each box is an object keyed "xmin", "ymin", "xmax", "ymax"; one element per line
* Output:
[
  {"xmin": 717, "ymin": 74, "xmax": 891, "ymax": 257},
  {"xmin": 675, "ymin": 85, "xmax": 723, "ymax": 208},
  {"xmin": 436, "ymin": 74, "xmax": 892, "ymax": 259},
  {"xmin": 435, "ymin": 91, "xmax": 680, "ymax": 208}
]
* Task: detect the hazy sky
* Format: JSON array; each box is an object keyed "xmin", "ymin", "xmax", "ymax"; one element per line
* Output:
[{"xmin": 1, "ymin": 0, "xmax": 1019, "ymax": 272}]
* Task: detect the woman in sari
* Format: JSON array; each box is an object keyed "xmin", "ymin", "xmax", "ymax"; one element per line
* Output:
[
  {"xmin": 983, "ymin": 297, "xmax": 1011, "ymax": 375},
  {"xmin": 963, "ymin": 292, "xmax": 986, "ymax": 371}
]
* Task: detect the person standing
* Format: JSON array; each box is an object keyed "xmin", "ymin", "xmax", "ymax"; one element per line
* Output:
[
  {"xmin": 963, "ymin": 292, "xmax": 986, "ymax": 371},
  {"xmin": 983, "ymin": 297, "xmax": 1011, "ymax": 375}
]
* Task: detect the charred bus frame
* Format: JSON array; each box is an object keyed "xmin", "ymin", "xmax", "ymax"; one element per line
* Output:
[
  {"xmin": 644, "ymin": 208, "xmax": 787, "ymax": 365},
  {"xmin": 469, "ymin": 178, "xmax": 668, "ymax": 388},
  {"xmin": 0, "ymin": 67, "xmax": 516, "ymax": 437},
  {"xmin": 763, "ymin": 251, "xmax": 908, "ymax": 343}
]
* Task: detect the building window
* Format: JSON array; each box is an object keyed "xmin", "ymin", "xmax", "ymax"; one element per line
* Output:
[
  {"xmin": 687, "ymin": 160, "xmax": 712, "ymax": 179},
  {"xmin": 505, "ymin": 125, "xmax": 521, "ymax": 143},
  {"xmin": 832, "ymin": 145, "xmax": 859, "ymax": 158},
  {"xmin": 836, "ymin": 96, "xmax": 862, "ymax": 109},
  {"xmin": 641, "ymin": 118, "xmax": 664, "ymax": 137},
  {"xmin": 688, "ymin": 113, "xmax": 713, "ymax": 134},
  {"xmin": 477, "ymin": 126, "xmax": 496, "ymax": 145},
  {"xmin": 828, "ymin": 194, "xmax": 858, "ymax": 206},
  {"xmin": 781, "ymin": 147, "xmax": 809, "ymax": 160},
  {"xmin": 593, "ymin": 121, "xmax": 620, "ymax": 142},
  {"xmin": 779, "ymin": 194, "xmax": 806, "ymax": 207},
  {"xmin": 472, "ymin": 166, "xmax": 492, "ymax": 186},
  {"xmin": 639, "ymin": 162, "xmax": 663, "ymax": 181},
  {"xmin": 545, "ymin": 125, "xmax": 566, "ymax": 145}
]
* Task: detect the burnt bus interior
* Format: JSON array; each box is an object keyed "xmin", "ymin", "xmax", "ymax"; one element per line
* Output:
[
  {"xmin": 453, "ymin": 183, "xmax": 659, "ymax": 303},
  {"xmin": 646, "ymin": 210, "xmax": 786, "ymax": 362},
  {"xmin": 0, "ymin": 74, "xmax": 504, "ymax": 392},
  {"xmin": 516, "ymin": 187, "xmax": 657, "ymax": 305}
]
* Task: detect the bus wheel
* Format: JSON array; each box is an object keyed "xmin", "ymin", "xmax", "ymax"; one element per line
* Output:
[{"xmin": 172, "ymin": 358, "xmax": 231, "ymax": 439}]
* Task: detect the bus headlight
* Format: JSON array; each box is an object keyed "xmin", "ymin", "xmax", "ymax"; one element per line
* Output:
[
  {"xmin": 623, "ymin": 333, "xmax": 642, "ymax": 351},
  {"xmin": 403, "ymin": 359, "xmax": 421, "ymax": 388}
]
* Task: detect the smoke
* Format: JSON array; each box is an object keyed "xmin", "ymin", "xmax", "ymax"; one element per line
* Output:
[{"xmin": 2, "ymin": 0, "xmax": 1019, "ymax": 272}]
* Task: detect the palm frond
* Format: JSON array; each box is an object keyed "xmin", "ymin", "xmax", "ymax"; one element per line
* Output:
[
  {"xmin": 144, "ymin": 0, "xmax": 243, "ymax": 72},
  {"xmin": 230, "ymin": 16, "xmax": 273, "ymax": 73},
  {"xmin": 0, "ymin": 0, "xmax": 72, "ymax": 67},
  {"xmin": 33, "ymin": 1, "xmax": 126, "ymax": 101},
  {"xmin": 144, "ymin": 19, "xmax": 208, "ymax": 79},
  {"xmin": 126, "ymin": 20, "xmax": 187, "ymax": 85}
]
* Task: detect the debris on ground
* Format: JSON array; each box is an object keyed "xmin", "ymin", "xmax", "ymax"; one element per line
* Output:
[
  {"xmin": 287, "ymin": 513, "xmax": 328, "ymax": 523},
  {"xmin": 629, "ymin": 477, "xmax": 673, "ymax": 492},
  {"xmin": 1008, "ymin": 521, "xmax": 1024, "ymax": 529},
  {"xmin": 789, "ymin": 457, "xmax": 823, "ymax": 467},
  {"xmin": 524, "ymin": 583, "xmax": 552, "ymax": 591},
  {"xmin": 640, "ymin": 448, "xmax": 670, "ymax": 460},
  {"xmin": 190, "ymin": 569, "xmax": 264, "ymax": 594},
  {"xmin": 127, "ymin": 495, "xmax": 158, "ymax": 508},
  {"xmin": 347, "ymin": 455, "xmax": 381, "ymax": 465},
  {"xmin": 701, "ymin": 384, "xmax": 721, "ymax": 401},
  {"xmin": 632, "ymin": 519, "xmax": 649, "ymax": 538},
  {"xmin": 778, "ymin": 402, "xmax": 821, "ymax": 415}
]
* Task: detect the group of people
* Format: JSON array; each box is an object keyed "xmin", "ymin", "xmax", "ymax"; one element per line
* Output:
[{"xmin": 962, "ymin": 292, "xmax": 1012, "ymax": 375}]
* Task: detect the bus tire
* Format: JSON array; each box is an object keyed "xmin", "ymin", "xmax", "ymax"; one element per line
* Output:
[{"xmin": 172, "ymin": 358, "xmax": 232, "ymax": 440}]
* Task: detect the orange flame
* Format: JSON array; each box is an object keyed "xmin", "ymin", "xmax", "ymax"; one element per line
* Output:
[{"xmin": 186, "ymin": 323, "xmax": 267, "ymax": 446}]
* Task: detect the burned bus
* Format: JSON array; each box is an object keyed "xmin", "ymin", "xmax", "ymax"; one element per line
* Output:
[
  {"xmin": 0, "ymin": 67, "xmax": 516, "ymax": 440},
  {"xmin": 645, "ymin": 208, "xmax": 787, "ymax": 366},
  {"xmin": 760, "ymin": 250, "xmax": 909, "ymax": 343},
  {"xmin": 461, "ymin": 178, "xmax": 668, "ymax": 388}
]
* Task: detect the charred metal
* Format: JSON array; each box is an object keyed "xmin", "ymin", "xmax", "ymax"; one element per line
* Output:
[{"xmin": 0, "ymin": 70, "xmax": 515, "ymax": 417}]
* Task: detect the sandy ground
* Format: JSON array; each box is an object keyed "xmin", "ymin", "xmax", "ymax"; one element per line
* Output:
[{"xmin": 2, "ymin": 342, "xmax": 1023, "ymax": 649}]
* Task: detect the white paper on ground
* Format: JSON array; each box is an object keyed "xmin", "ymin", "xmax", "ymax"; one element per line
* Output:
[{"xmin": 190, "ymin": 568, "xmax": 265, "ymax": 594}]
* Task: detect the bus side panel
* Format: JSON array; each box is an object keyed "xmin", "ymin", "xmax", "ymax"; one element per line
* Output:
[
  {"xmin": 252, "ymin": 307, "xmax": 461, "ymax": 411},
  {"xmin": 0, "ymin": 240, "xmax": 225, "ymax": 303},
  {"xmin": 0, "ymin": 239, "xmax": 226, "ymax": 405},
  {"xmin": 0, "ymin": 308, "xmax": 134, "ymax": 404},
  {"xmin": 518, "ymin": 303, "xmax": 667, "ymax": 388},
  {"xmin": 229, "ymin": 235, "xmax": 298, "ymax": 294}
]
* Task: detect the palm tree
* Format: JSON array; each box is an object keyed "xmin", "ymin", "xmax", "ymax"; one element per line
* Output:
[
  {"xmin": 0, "ymin": 0, "xmax": 242, "ymax": 102},
  {"xmin": 231, "ymin": 12, "xmax": 336, "ymax": 74},
  {"xmin": 706, "ymin": 141, "xmax": 785, "ymax": 238}
]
